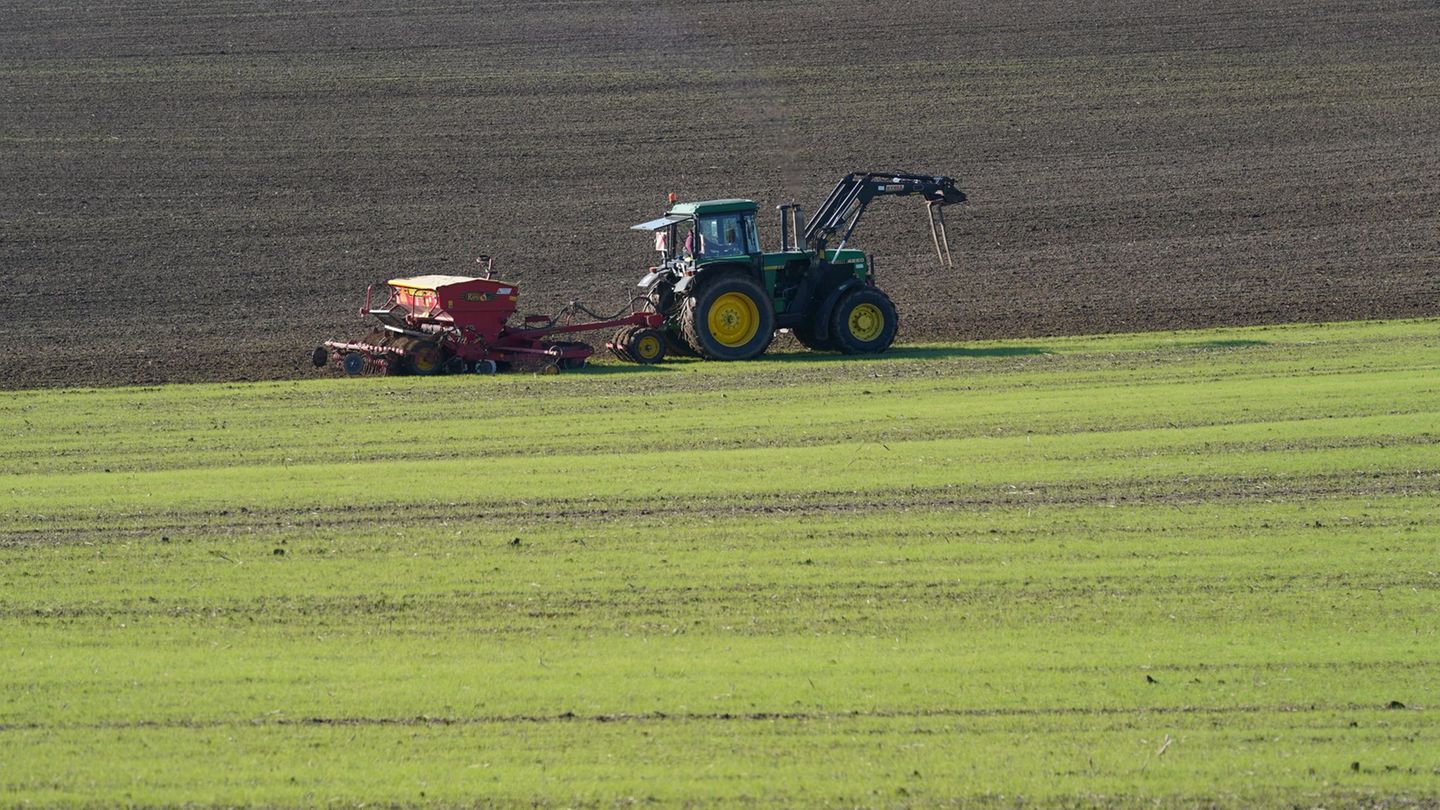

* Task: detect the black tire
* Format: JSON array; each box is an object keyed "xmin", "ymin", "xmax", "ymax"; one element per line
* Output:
[
  {"xmin": 662, "ymin": 328, "xmax": 699, "ymax": 358},
  {"xmin": 623, "ymin": 327, "xmax": 667, "ymax": 364},
  {"xmin": 647, "ymin": 286, "xmax": 698, "ymax": 357},
  {"xmin": 679, "ymin": 274, "xmax": 775, "ymax": 361},
  {"xmin": 792, "ymin": 325, "xmax": 836, "ymax": 352},
  {"xmin": 408, "ymin": 342, "xmax": 443, "ymax": 375},
  {"xmin": 549, "ymin": 341, "xmax": 591, "ymax": 370},
  {"xmin": 829, "ymin": 287, "xmax": 899, "ymax": 354},
  {"xmin": 341, "ymin": 352, "xmax": 366, "ymax": 375},
  {"xmin": 610, "ymin": 326, "xmax": 637, "ymax": 362}
]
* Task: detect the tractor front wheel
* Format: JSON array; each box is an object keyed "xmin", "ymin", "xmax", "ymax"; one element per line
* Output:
[
  {"xmin": 680, "ymin": 275, "xmax": 775, "ymax": 361},
  {"xmin": 829, "ymin": 287, "xmax": 899, "ymax": 354}
]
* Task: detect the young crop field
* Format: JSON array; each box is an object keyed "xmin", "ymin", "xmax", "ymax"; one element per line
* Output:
[{"xmin": 2, "ymin": 319, "xmax": 1438, "ymax": 807}]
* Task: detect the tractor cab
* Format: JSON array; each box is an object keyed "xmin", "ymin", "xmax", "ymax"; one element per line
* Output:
[
  {"xmin": 632, "ymin": 199, "xmax": 762, "ymax": 270},
  {"xmin": 627, "ymin": 172, "xmax": 962, "ymax": 362}
]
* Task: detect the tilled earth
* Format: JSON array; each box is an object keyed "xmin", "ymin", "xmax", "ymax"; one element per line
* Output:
[{"xmin": 2, "ymin": 0, "xmax": 1438, "ymax": 389}]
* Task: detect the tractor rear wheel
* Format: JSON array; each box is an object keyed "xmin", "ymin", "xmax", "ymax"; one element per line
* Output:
[
  {"xmin": 680, "ymin": 275, "xmax": 775, "ymax": 361},
  {"xmin": 662, "ymin": 328, "xmax": 699, "ymax": 358},
  {"xmin": 829, "ymin": 287, "xmax": 899, "ymax": 354},
  {"xmin": 647, "ymin": 286, "xmax": 698, "ymax": 357}
]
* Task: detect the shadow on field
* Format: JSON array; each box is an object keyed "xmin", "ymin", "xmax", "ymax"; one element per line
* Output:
[
  {"xmin": 1179, "ymin": 339, "xmax": 1269, "ymax": 350},
  {"xmin": 758, "ymin": 345, "xmax": 1053, "ymax": 364},
  {"xmin": 573, "ymin": 362, "xmax": 682, "ymax": 375},
  {"xmin": 577, "ymin": 344, "xmax": 1053, "ymax": 374}
]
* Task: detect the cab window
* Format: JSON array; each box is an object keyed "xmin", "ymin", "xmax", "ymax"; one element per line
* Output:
[{"xmin": 696, "ymin": 213, "xmax": 756, "ymax": 259}]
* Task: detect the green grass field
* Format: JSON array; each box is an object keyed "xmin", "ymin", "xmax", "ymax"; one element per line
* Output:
[{"xmin": 2, "ymin": 320, "xmax": 1438, "ymax": 807}]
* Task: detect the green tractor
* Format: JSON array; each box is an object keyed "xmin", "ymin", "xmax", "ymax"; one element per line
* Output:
[{"xmin": 628, "ymin": 171, "xmax": 966, "ymax": 361}]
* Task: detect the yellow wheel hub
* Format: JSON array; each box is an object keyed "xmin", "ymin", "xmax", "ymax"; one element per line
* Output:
[
  {"xmin": 412, "ymin": 346, "xmax": 441, "ymax": 373},
  {"xmin": 847, "ymin": 303, "xmax": 885, "ymax": 342},
  {"xmin": 707, "ymin": 292, "xmax": 760, "ymax": 347},
  {"xmin": 635, "ymin": 335, "xmax": 662, "ymax": 360}
]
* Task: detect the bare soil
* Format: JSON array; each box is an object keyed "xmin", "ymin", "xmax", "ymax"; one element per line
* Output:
[{"xmin": 2, "ymin": 0, "xmax": 1437, "ymax": 389}]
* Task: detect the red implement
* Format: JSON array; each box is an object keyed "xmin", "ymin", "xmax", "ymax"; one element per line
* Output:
[{"xmin": 315, "ymin": 273, "xmax": 665, "ymax": 375}]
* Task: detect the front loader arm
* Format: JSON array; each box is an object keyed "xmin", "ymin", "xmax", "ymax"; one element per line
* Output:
[{"xmin": 802, "ymin": 171, "xmax": 967, "ymax": 265}]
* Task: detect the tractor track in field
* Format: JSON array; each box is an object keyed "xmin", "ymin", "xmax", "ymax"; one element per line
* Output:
[
  {"xmin": 8, "ymin": 407, "xmax": 1437, "ymax": 474},
  {"xmin": 4, "ymin": 469, "xmax": 1437, "ymax": 546},
  {"xmin": 9, "ymin": 568, "xmax": 1438, "ymax": 622},
  {"xmin": 2, "ymin": 0, "xmax": 1438, "ymax": 390},
  {"xmin": 0, "ymin": 701, "xmax": 1426, "ymax": 734}
]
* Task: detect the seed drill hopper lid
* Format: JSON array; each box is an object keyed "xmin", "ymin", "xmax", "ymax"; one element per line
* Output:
[
  {"xmin": 385, "ymin": 275, "xmax": 521, "ymax": 320},
  {"xmin": 389, "ymin": 274, "xmax": 498, "ymax": 292}
]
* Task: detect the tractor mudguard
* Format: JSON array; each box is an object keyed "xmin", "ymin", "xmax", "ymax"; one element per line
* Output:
[
  {"xmin": 637, "ymin": 269, "xmax": 666, "ymax": 289},
  {"xmin": 813, "ymin": 279, "xmax": 865, "ymax": 341},
  {"xmin": 677, "ymin": 262, "xmax": 761, "ymax": 297}
]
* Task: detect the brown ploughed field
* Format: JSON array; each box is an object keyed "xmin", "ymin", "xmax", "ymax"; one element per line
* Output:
[{"xmin": 1, "ymin": 0, "xmax": 1437, "ymax": 390}]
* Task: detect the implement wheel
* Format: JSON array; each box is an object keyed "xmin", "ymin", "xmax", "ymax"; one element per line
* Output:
[
  {"xmin": 829, "ymin": 287, "xmax": 899, "ymax": 355},
  {"xmin": 610, "ymin": 326, "xmax": 637, "ymax": 363},
  {"xmin": 647, "ymin": 285, "xmax": 697, "ymax": 357},
  {"xmin": 680, "ymin": 275, "xmax": 775, "ymax": 361},
  {"xmin": 341, "ymin": 352, "xmax": 367, "ymax": 375},
  {"xmin": 408, "ymin": 343, "xmax": 442, "ymax": 375},
  {"xmin": 621, "ymin": 327, "xmax": 667, "ymax": 364},
  {"xmin": 549, "ymin": 341, "xmax": 591, "ymax": 370}
]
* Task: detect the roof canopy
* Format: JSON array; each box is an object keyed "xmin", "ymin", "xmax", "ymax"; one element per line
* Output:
[
  {"xmin": 669, "ymin": 199, "xmax": 758, "ymax": 216},
  {"xmin": 630, "ymin": 214, "xmax": 689, "ymax": 231}
]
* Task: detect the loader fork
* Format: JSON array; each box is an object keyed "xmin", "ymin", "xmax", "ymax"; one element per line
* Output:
[
  {"xmin": 928, "ymin": 200, "xmax": 954, "ymax": 267},
  {"xmin": 802, "ymin": 171, "xmax": 966, "ymax": 266}
]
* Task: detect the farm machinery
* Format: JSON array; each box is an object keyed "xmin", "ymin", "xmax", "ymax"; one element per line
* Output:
[
  {"xmin": 315, "ymin": 170, "xmax": 965, "ymax": 374},
  {"xmin": 631, "ymin": 170, "xmax": 964, "ymax": 360},
  {"xmin": 313, "ymin": 260, "xmax": 669, "ymax": 375}
]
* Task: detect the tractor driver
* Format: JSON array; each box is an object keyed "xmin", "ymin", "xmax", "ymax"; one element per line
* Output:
[
  {"xmin": 697, "ymin": 218, "xmax": 742, "ymax": 258},
  {"xmin": 683, "ymin": 216, "xmax": 746, "ymax": 259},
  {"xmin": 712, "ymin": 224, "xmax": 741, "ymax": 256}
]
